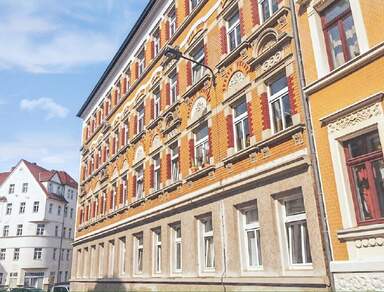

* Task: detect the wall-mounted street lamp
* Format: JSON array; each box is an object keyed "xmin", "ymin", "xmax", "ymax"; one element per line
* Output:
[{"xmin": 164, "ymin": 46, "xmax": 216, "ymax": 86}]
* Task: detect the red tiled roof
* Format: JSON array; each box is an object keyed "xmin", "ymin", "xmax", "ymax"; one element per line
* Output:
[
  {"xmin": 57, "ymin": 171, "xmax": 78, "ymax": 189},
  {"xmin": 0, "ymin": 172, "xmax": 10, "ymax": 186}
]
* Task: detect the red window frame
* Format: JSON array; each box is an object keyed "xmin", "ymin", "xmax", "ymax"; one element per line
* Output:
[
  {"xmin": 321, "ymin": 0, "xmax": 355, "ymax": 70},
  {"xmin": 344, "ymin": 131, "xmax": 384, "ymax": 225}
]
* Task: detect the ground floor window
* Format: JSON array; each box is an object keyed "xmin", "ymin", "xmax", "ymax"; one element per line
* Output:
[{"xmin": 24, "ymin": 272, "xmax": 44, "ymax": 289}]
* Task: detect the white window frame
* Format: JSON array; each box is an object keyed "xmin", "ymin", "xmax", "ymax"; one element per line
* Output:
[
  {"xmin": 22, "ymin": 183, "xmax": 28, "ymax": 193},
  {"xmin": 258, "ymin": 0, "xmax": 279, "ymax": 23},
  {"xmin": 194, "ymin": 125, "xmax": 209, "ymax": 168},
  {"xmin": 13, "ymin": 248, "xmax": 20, "ymax": 261},
  {"xmin": 0, "ymin": 249, "xmax": 5, "ymax": 260},
  {"xmin": 173, "ymin": 224, "xmax": 182, "ymax": 273},
  {"xmin": 108, "ymin": 240, "xmax": 115, "ymax": 277},
  {"xmin": 280, "ymin": 196, "xmax": 312, "ymax": 267},
  {"xmin": 119, "ymin": 237, "xmax": 126, "ymax": 275},
  {"xmin": 199, "ymin": 216, "xmax": 215, "ymax": 272},
  {"xmin": 20, "ymin": 202, "xmax": 26, "ymax": 214},
  {"xmin": 169, "ymin": 70, "xmax": 178, "ymax": 105},
  {"xmin": 138, "ymin": 50, "xmax": 145, "ymax": 77},
  {"xmin": 3, "ymin": 226, "xmax": 9, "ymax": 237},
  {"xmin": 191, "ymin": 0, "xmax": 203, "ymax": 11},
  {"xmin": 154, "ymin": 89, "xmax": 161, "ymax": 119},
  {"xmin": 169, "ymin": 8, "xmax": 177, "ymax": 37},
  {"xmin": 98, "ymin": 243, "xmax": 104, "ymax": 277},
  {"xmin": 36, "ymin": 224, "xmax": 45, "ymax": 236},
  {"xmin": 227, "ymin": 9, "xmax": 241, "ymax": 52},
  {"xmin": 153, "ymin": 230, "xmax": 162, "ymax": 273},
  {"xmin": 191, "ymin": 45, "xmax": 205, "ymax": 84},
  {"xmin": 134, "ymin": 234, "xmax": 144, "ymax": 274},
  {"xmin": 170, "ymin": 143, "xmax": 179, "ymax": 183},
  {"xmin": 6, "ymin": 203, "xmax": 12, "ymax": 215},
  {"xmin": 33, "ymin": 248, "xmax": 42, "ymax": 260},
  {"xmin": 153, "ymin": 30, "xmax": 160, "ymax": 58},
  {"xmin": 33, "ymin": 201, "xmax": 39, "ymax": 213},
  {"xmin": 153, "ymin": 155, "xmax": 161, "ymax": 192},
  {"xmin": 136, "ymin": 165, "xmax": 144, "ymax": 200},
  {"xmin": 16, "ymin": 224, "xmax": 23, "ymax": 236},
  {"xmin": 137, "ymin": 104, "xmax": 145, "ymax": 133},
  {"xmin": 9, "ymin": 184, "xmax": 14, "ymax": 194},
  {"xmin": 233, "ymin": 99, "xmax": 250, "ymax": 151}
]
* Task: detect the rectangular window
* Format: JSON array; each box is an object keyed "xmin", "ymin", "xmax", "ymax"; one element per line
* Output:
[
  {"xmin": 191, "ymin": 45, "xmax": 205, "ymax": 84},
  {"xmin": 135, "ymin": 233, "xmax": 144, "ymax": 274},
  {"xmin": 153, "ymin": 230, "xmax": 162, "ymax": 273},
  {"xmin": 9, "ymin": 184, "xmax": 15, "ymax": 194},
  {"xmin": 194, "ymin": 124, "xmax": 209, "ymax": 168},
  {"xmin": 344, "ymin": 131, "xmax": 384, "ymax": 223},
  {"xmin": 13, "ymin": 248, "xmax": 20, "ymax": 261},
  {"xmin": 53, "ymin": 248, "xmax": 57, "ymax": 260},
  {"xmin": 22, "ymin": 183, "xmax": 28, "ymax": 193},
  {"xmin": 153, "ymin": 154, "xmax": 161, "ymax": 192},
  {"xmin": 173, "ymin": 224, "xmax": 182, "ymax": 272},
  {"xmin": 240, "ymin": 204, "xmax": 262, "ymax": 269},
  {"xmin": 233, "ymin": 99, "xmax": 250, "ymax": 151},
  {"xmin": 322, "ymin": 0, "xmax": 360, "ymax": 69},
  {"xmin": 58, "ymin": 205, "xmax": 61, "ymax": 216},
  {"xmin": 6, "ymin": 203, "xmax": 12, "ymax": 215},
  {"xmin": 259, "ymin": 0, "xmax": 278, "ymax": 23},
  {"xmin": 98, "ymin": 243, "xmax": 104, "ymax": 277},
  {"xmin": 19, "ymin": 202, "xmax": 26, "ymax": 214},
  {"xmin": 108, "ymin": 240, "xmax": 115, "ymax": 277},
  {"xmin": 170, "ymin": 142, "xmax": 180, "ymax": 183},
  {"xmin": 169, "ymin": 8, "xmax": 177, "ymax": 37},
  {"xmin": 153, "ymin": 30, "xmax": 160, "ymax": 58},
  {"xmin": 119, "ymin": 237, "xmax": 126, "ymax": 275},
  {"xmin": 66, "ymin": 249, "xmax": 70, "ymax": 261},
  {"xmin": 33, "ymin": 201, "xmax": 39, "ymax": 213},
  {"xmin": 33, "ymin": 248, "xmax": 43, "ymax": 260},
  {"xmin": 191, "ymin": 0, "xmax": 203, "ymax": 10},
  {"xmin": 16, "ymin": 224, "xmax": 23, "ymax": 236},
  {"xmin": 138, "ymin": 49, "xmax": 145, "ymax": 77},
  {"xmin": 169, "ymin": 70, "xmax": 178, "ymax": 105},
  {"xmin": 282, "ymin": 196, "xmax": 312, "ymax": 265},
  {"xmin": 0, "ymin": 273, "xmax": 3, "ymax": 284},
  {"xmin": 137, "ymin": 104, "xmax": 145, "ymax": 133},
  {"xmin": 36, "ymin": 224, "xmax": 45, "ymax": 236},
  {"xmin": 227, "ymin": 10, "xmax": 241, "ymax": 52},
  {"xmin": 200, "ymin": 216, "xmax": 215, "ymax": 270},
  {"xmin": 3, "ymin": 226, "xmax": 9, "ymax": 237},
  {"xmin": 154, "ymin": 88, "xmax": 161, "ymax": 119},
  {"xmin": 0, "ymin": 249, "xmax": 5, "ymax": 260},
  {"xmin": 268, "ymin": 72, "xmax": 293, "ymax": 133},
  {"xmin": 70, "ymin": 208, "xmax": 74, "ymax": 219},
  {"xmin": 136, "ymin": 165, "xmax": 144, "ymax": 200},
  {"xmin": 49, "ymin": 203, "xmax": 53, "ymax": 213}
]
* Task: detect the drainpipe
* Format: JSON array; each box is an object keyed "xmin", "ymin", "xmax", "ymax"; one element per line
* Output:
[
  {"xmin": 288, "ymin": 0, "xmax": 335, "ymax": 290},
  {"xmin": 56, "ymin": 201, "xmax": 67, "ymax": 285}
]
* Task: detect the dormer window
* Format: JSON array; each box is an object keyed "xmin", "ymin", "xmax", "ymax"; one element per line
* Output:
[
  {"xmin": 259, "ymin": 0, "xmax": 278, "ymax": 23},
  {"xmin": 191, "ymin": 44, "xmax": 205, "ymax": 84},
  {"xmin": 138, "ymin": 49, "xmax": 145, "ymax": 77},
  {"xmin": 227, "ymin": 9, "xmax": 241, "ymax": 52},
  {"xmin": 137, "ymin": 104, "xmax": 145, "ymax": 133}
]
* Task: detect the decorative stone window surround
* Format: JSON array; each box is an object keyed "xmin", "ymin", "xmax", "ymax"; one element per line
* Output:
[{"xmin": 320, "ymin": 93, "xmax": 384, "ymax": 256}]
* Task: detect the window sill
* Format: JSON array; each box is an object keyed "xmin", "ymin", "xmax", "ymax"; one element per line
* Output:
[
  {"xmin": 257, "ymin": 123, "xmax": 305, "ymax": 149},
  {"xmin": 182, "ymin": 74, "xmax": 211, "ymax": 100},
  {"xmin": 337, "ymin": 222, "xmax": 384, "ymax": 242},
  {"xmin": 163, "ymin": 180, "xmax": 182, "ymax": 193},
  {"xmin": 223, "ymin": 144, "xmax": 257, "ymax": 165},
  {"xmin": 162, "ymin": 100, "xmax": 181, "ymax": 118},
  {"xmin": 216, "ymin": 41, "xmax": 248, "ymax": 70},
  {"xmin": 147, "ymin": 115, "xmax": 163, "ymax": 130},
  {"xmin": 130, "ymin": 130, "xmax": 146, "ymax": 144},
  {"xmin": 162, "ymin": 118, "xmax": 181, "ymax": 135},
  {"xmin": 186, "ymin": 165, "xmax": 215, "ymax": 182}
]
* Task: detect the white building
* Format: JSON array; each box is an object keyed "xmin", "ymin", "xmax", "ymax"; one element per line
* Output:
[{"xmin": 0, "ymin": 160, "xmax": 78, "ymax": 290}]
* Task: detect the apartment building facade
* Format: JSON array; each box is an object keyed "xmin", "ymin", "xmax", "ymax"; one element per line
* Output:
[
  {"xmin": 296, "ymin": 0, "xmax": 384, "ymax": 290},
  {"xmin": 73, "ymin": 0, "xmax": 330, "ymax": 290},
  {"xmin": 0, "ymin": 160, "xmax": 78, "ymax": 290}
]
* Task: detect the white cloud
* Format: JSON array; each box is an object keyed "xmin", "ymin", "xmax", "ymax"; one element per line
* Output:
[{"xmin": 20, "ymin": 98, "xmax": 69, "ymax": 119}]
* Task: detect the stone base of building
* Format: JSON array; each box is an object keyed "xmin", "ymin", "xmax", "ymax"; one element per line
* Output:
[
  {"xmin": 331, "ymin": 261, "xmax": 384, "ymax": 291},
  {"xmin": 71, "ymin": 277, "xmax": 329, "ymax": 292}
]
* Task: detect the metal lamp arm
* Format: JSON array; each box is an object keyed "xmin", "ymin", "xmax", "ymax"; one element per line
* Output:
[{"xmin": 178, "ymin": 55, "xmax": 216, "ymax": 86}]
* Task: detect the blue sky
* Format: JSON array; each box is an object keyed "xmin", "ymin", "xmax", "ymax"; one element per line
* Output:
[{"xmin": 0, "ymin": 0, "xmax": 147, "ymax": 179}]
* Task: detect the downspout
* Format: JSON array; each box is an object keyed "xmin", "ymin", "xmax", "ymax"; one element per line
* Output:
[
  {"xmin": 288, "ymin": 0, "xmax": 335, "ymax": 290},
  {"xmin": 56, "ymin": 202, "xmax": 67, "ymax": 285}
]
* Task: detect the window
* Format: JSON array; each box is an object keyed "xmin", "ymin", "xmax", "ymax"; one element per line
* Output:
[
  {"xmin": 0, "ymin": 273, "xmax": 3, "ymax": 284},
  {"xmin": 191, "ymin": 45, "xmax": 205, "ymax": 84},
  {"xmin": 22, "ymin": 183, "xmax": 28, "ymax": 193},
  {"xmin": 67, "ymin": 249, "xmax": 70, "ymax": 261},
  {"xmin": 19, "ymin": 202, "xmax": 26, "ymax": 214},
  {"xmin": 153, "ymin": 29, "xmax": 160, "ymax": 58},
  {"xmin": 153, "ymin": 154, "xmax": 161, "ymax": 192},
  {"xmin": 6, "ymin": 203, "xmax": 12, "ymax": 215},
  {"xmin": 240, "ymin": 204, "xmax": 262, "ymax": 269},
  {"xmin": 33, "ymin": 248, "xmax": 43, "ymax": 260},
  {"xmin": 64, "ymin": 271, "xmax": 68, "ymax": 282},
  {"xmin": 153, "ymin": 230, "xmax": 162, "ymax": 273},
  {"xmin": 169, "ymin": 70, "xmax": 178, "ymax": 105},
  {"xmin": 137, "ymin": 104, "xmax": 145, "ymax": 133},
  {"xmin": 259, "ymin": 0, "xmax": 278, "ymax": 23},
  {"xmin": 58, "ymin": 205, "xmax": 61, "ymax": 216},
  {"xmin": 16, "ymin": 224, "xmax": 23, "ymax": 236},
  {"xmin": 233, "ymin": 99, "xmax": 250, "ymax": 151},
  {"xmin": 154, "ymin": 88, "xmax": 161, "ymax": 119},
  {"xmin": 36, "ymin": 224, "xmax": 45, "ymax": 236},
  {"xmin": 227, "ymin": 10, "xmax": 241, "ymax": 52},
  {"xmin": 70, "ymin": 208, "xmax": 74, "ymax": 219},
  {"xmin": 170, "ymin": 142, "xmax": 180, "ymax": 183},
  {"xmin": 200, "ymin": 216, "xmax": 215, "ymax": 270},
  {"xmin": 108, "ymin": 240, "xmax": 115, "ymax": 277},
  {"xmin": 64, "ymin": 206, "xmax": 68, "ymax": 217},
  {"xmin": 194, "ymin": 124, "xmax": 209, "ymax": 168},
  {"xmin": 268, "ymin": 72, "xmax": 293, "ymax": 133},
  {"xmin": 282, "ymin": 196, "xmax": 312, "ymax": 265},
  {"xmin": 119, "ymin": 237, "xmax": 126, "ymax": 275},
  {"xmin": 135, "ymin": 233, "xmax": 144, "ymax": 273},
  {"xmin": 9, "ymin": 184, "xmax": 15, "ymax": 194},
  {"xmin": 13, "ymin": 248, "xmax": 20, "ymax": 261},
  {"xmin": 63, "ymin": 227, "xmax": 67, "ymax": 238},
  {"xmin": 191, "ymin": 0, "xmax": 203, "ymax": 10},
  {"xmin": 55, "ymin": 226, "xmax": 59, "ymax": 237},
  {"xmin": 49, "ymin": 203, "xmax": 53, "ymax": 213},
  {"xmin": 173, "ymin": 224, "xmax": 182, "ymax": 272},
  {"xmin": 169, "ymin": 8, "xmax": 177, "ymax": 37},
  {"xmin": 53, "ymin": 248, "xmax": 57, "ymax": 260},
  {"xmin": 136, "ymin": 165, "xmax": 144, "ymax": 200},
  {"xmin": 322, "ymin": 0, "xmax": 359, "ymax": 69},
  {"xmin": 344, "ymin": 131, "xmax": 384, "ymax": 223},
  {"xmin": 138, "ymin": 49, "xmax": 145, "ymax": 77},
  {"xmin": 0, "ymin": 249, "xmax": 5, "ymax": 260},
  {"xmin": 3, "ymin": 226, "xmax": 9, "ymax": 237},
  {"xmin": 68, "ymin": 228, "xmax": 72, "ymax": 239},
  {"xmin": 33, "ymin": 201, "xmax": 39, "ymax": 213},
  {"xmin": 98, "ymin": 243, "xmax": 104, "ymax": 277}
]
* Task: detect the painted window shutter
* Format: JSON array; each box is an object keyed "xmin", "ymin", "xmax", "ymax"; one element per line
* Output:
[
  {"xmin": 166, "ymin": 82, "xmax": 171, "ymax": 106},
  {"xmin": 186, "ymin": 61, "xmax": 192, "ymax": 86},
  {"xmin": 226, "ymin": 114, "xmax": 234, "ymax": 148},
  {"xmin": 287, "ymin": 75, "xmax": 297, "ymax": 114},
  {"xmin": 150, "ymin": 164, "xmax": 154, "ymax": 188},
  {"xmin": 166, "ymin": 153, "xmax": 171, "ymax": 180},
  {"xmin": 251, "ymin": 0, "xmax": 260, "ymax": 26},
  {"xmin": 189, "ymin": 139, "xmax": 195, "ymax": 167},
  {"xmin": 260, "ymin": 92, "xmax": 271, "ymax": 130},
  {"xmin": 247, "ymin": 101, "xmax": 254, "ymax": 136},
  {"xmin": 220, "ymin": 26, "xmax": 228, "ymax": 55}
]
